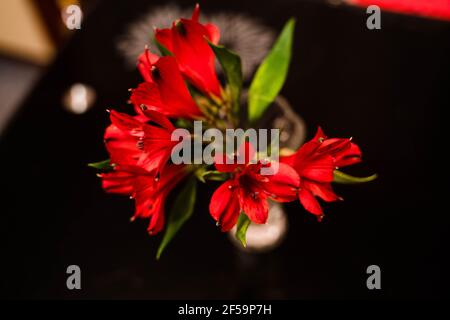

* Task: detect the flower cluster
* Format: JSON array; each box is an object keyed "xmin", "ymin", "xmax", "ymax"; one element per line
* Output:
[{"xmin": 90, "ymin": 5, "xmax": 375, "ymax": 257}]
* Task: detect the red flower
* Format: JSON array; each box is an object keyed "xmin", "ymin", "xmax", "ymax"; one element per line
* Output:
[
  {"xmin": 100, "ymin": 164, "xmax": 188, "ymax": 234},
  {"xmin": 132, "ymin": 51, "xmax": 203, "ymax": 119},
  {"xmin": 104, "ymin": 109, "xmax": 180, "ymax": 176},
  {"xmin": 210, "ymin": 143, "xmax": 300, "ymax": 231},
  {"xmin": 155, "ymin": 4, "xmax": 222, "ymax": 97},
  {"xmin": 281, "ymin": 127, "xmax": 362, "ymax": 219}
]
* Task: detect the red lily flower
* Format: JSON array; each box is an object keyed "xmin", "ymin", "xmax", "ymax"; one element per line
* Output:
[
  {"xmin": 154, "ymin": 4, "xmax": 222, "ymax": 97},
  {"xmin": 132, "ymin": 51, "xmax": 203, "ymax": 119},
  {"xmin": 100, "ymin": 164, "xmax": 188, "ymax": 234},
  {"xmin": 281, "ymin": 127, "xmax": 362, "ymax": 219},
  {"xmin": 210, "ymin": 143, "xmax": 300, "ymax": 231},
  {"xmin": 104, "ymin": 109, "xmax": 180, "ymax": 176}
]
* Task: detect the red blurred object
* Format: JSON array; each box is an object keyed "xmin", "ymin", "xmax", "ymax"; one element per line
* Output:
[{"xmin": 349, "ymin": 0, "xmax": 450, "ymax": 21}]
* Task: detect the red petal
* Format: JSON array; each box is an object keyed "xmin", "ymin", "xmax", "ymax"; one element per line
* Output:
[
  {"xmin": 205, "ymin": 23, "xmax": 220, "ymax": 44},
  {"xmin": 280, "ymin": 153, "xmax": 296, "ymax": 167},
  {"xmin": 133, "ymin": 165, "xmax": 187, "ymax": 233},
  {"xmin": 105, "ymin": 115, "xmax": 147, "ymax": 168},
  {"xmin": 132, "ymin": 57, "xmax": 203, "ymax": 119},
  {"xmin": 130, "ymin": 82, "xmax": 166, "ymax": 115},
  {"xmin": 137, "ymin": 50, "xmax": 160, "ymax": 82},
  {"xmin": 153, "ymin": 56, "xmax": 203, "ymax": 118},
  {"xmin": 209, "ymin": 181, "xmax": 233, "ymax": 221},
  {"xmin": 287, "ymin": 126, "xmax": 327, "ymax": 169},
  {"xmin": 171, "ymin": 19, "xmax": 222, "ymax": 96},
  {"xmin": 313, "ymin": 126, "xmax": 327, "ymax": 142},
  {"xmin": 263, "ymin": 162, "xmax": 300, "ymax": 202},
  {"xmin": 100, "ymin": 170, "xmax": 135, "ymax": 195},
  {"xmin": 140, "ymin": 109, "xmax": 175, "ymax": 131},
  {"xmin": 298, "ymin": 188, "xmax": 323, "ymax": 216},
  {"xmin": 104, "ymin": 124, "xmax": 139, "ymax": 159},
  {"xmin": 319, "ymin": 138, "xmax": 351, "ymax": 156},
  {"xmin": 157, "ymin": 164, "xmax": 188, "ymax": 192},
  {"xmin": 238, "ymin": 187, "xmax": 269, "ymax": 224},
  {"xmin": 300, "ymin": 154, "xmax": 335, "ymax": 183},
  {"xmin": 146, "ymin": 196, "xmax": 166, "ymax": 235},
  {"xmin": 138, "ymin": 149, "xmax": 171, "ymax": 175},
  {"xmin": 107, "ymin": 110, "xmax": 177, "ymax": 174},
  {"xmin": 302, "ymin": 180, "xmax": 340, "ymax": 202},
  {"xmin": 154, "ymin": 28, "xmax": 174, "ymax": 53},
  {"xmin": 209, "ymin": 181, "xmax": 241, "ymax": 231},
  {"xmin": 334, "ymin": 142, "xmax": 362, "ymax": 168},
  {"xmin": 191, "ymin": 3, "xmax": 200, "ymax": 21},
  {"xmin": 100, "ymin": 164, "xmax": 151, "ymax": 195},
  {"xmin": 109, "ymin": 110, "xmax": 142, "ymax": 133},
  {"xmin": 291, "ymin": 139, "xmax": 321, "ymax": 167}
]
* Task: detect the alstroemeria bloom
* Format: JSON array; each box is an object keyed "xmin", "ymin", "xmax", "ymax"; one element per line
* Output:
[
  {"xmin": 281, "ymin": 127, "xmax": 362, "ymax": 219},
  {"xmin": 155, "ymin": 4, "xmax": 222, "ymax": 97},
  {"xmin": 132, "ymin": 52, "xmax": 203, "ymax": 119},
  {"xmin": 100, "ymin": 164, "xmax": 188, "ymax": 234},
  {"xmin": 104, "ymin": 109, "xmax": 180, "ymax": 177},
  {"xmin": 209, "ymin": 143, "xmax": 300, "ymax": 231}
]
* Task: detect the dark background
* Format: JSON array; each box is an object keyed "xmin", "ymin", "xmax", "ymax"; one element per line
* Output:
[{"xmin": 1, "ymin": 0, "xmax": 449, "ymax": 299}]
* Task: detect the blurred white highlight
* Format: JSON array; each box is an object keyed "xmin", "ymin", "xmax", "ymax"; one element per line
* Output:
[
  {"xmin": 63, "ymin": 83, "xmax": 95, "ymax": 114},
  {"xmin": 229, "ymin": 201, "xmax": 288, "ymax": 252}
]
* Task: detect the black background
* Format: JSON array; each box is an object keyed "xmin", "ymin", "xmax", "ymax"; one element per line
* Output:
[{"xmin": 1, "ymin": 0, "xmax": 449, "ymax": 299}]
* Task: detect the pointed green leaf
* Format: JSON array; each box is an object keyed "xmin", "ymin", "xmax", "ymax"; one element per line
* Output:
[
  {"xmin": 248, "ymin": 18, "xmax": 296, "ymax": 123},
  {"xmin": 195, "ymin": 168, "xmax": 229, "ymax": 183},
  {"xmin": 333, "ymin": 170, "xmax": 378, "ymax": 184},
  {"xmin": 203, "ymin": 171, "xmax": 229, "ymax": 182},
  {"xmin": 235, "ymin": 213, "xmax": 251, "ymax": 247},
  {"xmin": 208, "ymin": 42, "xmax": 243, "ymax": 116},
  {"xmin": 88, "ymin": 159, "xmax": 112, "ymax": 171},
  {"xmin": 156, "ymin": 176, "xmax": 197, "ymax": 259},
  {"xmin": 194, "ymin": 167, "xmax": 208, "ymax": 183}
]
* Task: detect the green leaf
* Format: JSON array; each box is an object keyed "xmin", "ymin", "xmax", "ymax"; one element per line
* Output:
[
  {"xmin": 235, "ymin": 213, "xmax": 251, "ymax": 247},
  {"xmin": 156, "ymin": 176, "xmax": 197, "ymax": 259},
  {"xmin": 248, "ymin": 18, "xmax": 296, "ymax": 123},
  {"xmin": 175, "ymin": 118, "xmax": 193, "ymax": 129},
  {"xmin": 195, "ymin": 168, "xmax": 229, "ymax": 183},
  {"xmin": 88, "ymin": 159, "xmax": 112, "ymax": 171},
  {"xmin": 208, "ymin": 42, "xmax": 243, "ymax": 115},
  {"xmin": 333, "ymin": 170, "xmax": 378, "ymax": 184},
  {"xmin": 154, "ymin": 38, "xmax": 172, "ymax": 56}
]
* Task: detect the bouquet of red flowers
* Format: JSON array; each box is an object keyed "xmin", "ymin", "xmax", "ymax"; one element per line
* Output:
[{"xmin": 89, "ymin": 4, "xmax": 376, "ymax": 258}]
